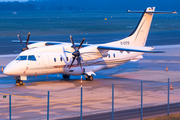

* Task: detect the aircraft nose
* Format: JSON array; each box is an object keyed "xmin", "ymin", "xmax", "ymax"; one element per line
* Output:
[
  {"xmin": 3, "ymin": 66, "xmax": 13, "ymax": 75},
  {"xmin": 3, "ymin": 61, "xmax": 18, "ymax": 76}
]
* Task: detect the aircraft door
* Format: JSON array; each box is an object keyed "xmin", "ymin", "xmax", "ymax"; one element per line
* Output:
[{"xmin": 40, "ymin": 53, "xmax": 49, "ymax": 71}]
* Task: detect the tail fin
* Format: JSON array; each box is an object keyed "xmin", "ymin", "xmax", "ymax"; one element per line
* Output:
[
  {"xmin": 106, "ymin": 7, "xmax": 177, "ymax": 47},
  {"xmin": 128, "ymin": 7, "xmax": 155, "ymax": 46}
]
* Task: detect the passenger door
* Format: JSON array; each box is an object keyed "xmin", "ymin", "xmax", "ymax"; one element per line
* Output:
[{"xmin": 40, "ymin": 53, "xmax": 49, "ymax": 71}]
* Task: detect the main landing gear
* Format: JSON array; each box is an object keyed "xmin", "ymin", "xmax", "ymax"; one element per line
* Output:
[
  {"xmin": 85, "ymin": 75, "xmax": 94, "ymax": 81},
  {"xmin": 62, "ymin": 74, "xmax": 70, "ymax": 79},
  {"xmin": 16, "ymin": 79, "xmax": 25, "ymax": 86}
]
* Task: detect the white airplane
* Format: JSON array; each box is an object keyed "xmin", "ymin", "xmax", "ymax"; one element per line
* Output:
[{"xmin": 3, "ymin": 7, "xmax": 177, "ymax": 85}]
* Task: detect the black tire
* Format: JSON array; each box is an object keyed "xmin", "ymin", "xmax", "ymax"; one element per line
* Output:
[
  {"xmin": 86, "ymin": 75, "xmax": 93, "ymax": 81},
  {"xmin": 62, "ymin": 75, "xmax": 70, "ymax": 79},
  {"xmin": 19, "ymin": 80, "xmax": 23, "ymax": 85},
  {"xmin": 16, "ymin": 79, "xmax": 20, "ymax": 83},
  {"xmin": 89, "ymin": 75, "xmax": 93, "ymax": 81}
]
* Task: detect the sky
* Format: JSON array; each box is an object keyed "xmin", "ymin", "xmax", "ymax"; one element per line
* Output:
[{"xmin": 0, "ymin": 0, "xmax": 28, "ymax": 2}]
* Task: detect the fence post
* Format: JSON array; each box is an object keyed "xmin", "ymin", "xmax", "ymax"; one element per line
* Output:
[
  {"xmin": 112, "ymin": 84, "xmax": 114, "ymax": 120},
  {"xmin": 9, "ymin": 94, "xmax": 11, "ymax": 120},
  {"xmin": 167, "ymin": 78, "xmax": 169, "ymax": 116},
  {"xmin": 141, "ymin": 81, "xmax": 143, "ymax": 120},
  {"xmin": 47, "ymin": 91, "xmax": 49, "ymax": 120},
  {"xmin": 80, "ymin": 87, "xmax": 83, "ymax": 120}
]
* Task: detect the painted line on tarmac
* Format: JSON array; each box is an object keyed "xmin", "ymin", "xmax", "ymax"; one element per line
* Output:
[
  {"xmin": 0, "ymin": 93, "xmax": 42, "ymax": 100},
  {"xmin": 0, "ymin": 93, "xmax": 108, "ymax": 110},
  {"xmin": 51, "ymin": 99, "xmax": 108, "ymax": 109}
]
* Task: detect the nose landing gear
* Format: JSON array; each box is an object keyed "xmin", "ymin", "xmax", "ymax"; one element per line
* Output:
[{"xmin": 16, "ymin": 79, "xmax": 25, "ymax": 86}]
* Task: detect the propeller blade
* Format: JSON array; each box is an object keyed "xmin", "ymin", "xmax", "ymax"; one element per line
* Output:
[
  {"xmin": 69, "ymin": 57, "xmax": 76, "ymax": 69},
  {"xmin": 26, "ymin": 32, "xmax": 30, "ymax": 48},
  {"xmin": 78, "ymin": 38, "xmax": 85, "ymax": 51},
  {"xmin": 70, "ymin": 35, "xmax": 76, "ymax": 50},
  {"xmin": 78, "ymin": 57, "xmax": 83, "ymax": 72},
  {"xmin": 17, "ymin": 34, "xmax": 24, "ymax": 47}
]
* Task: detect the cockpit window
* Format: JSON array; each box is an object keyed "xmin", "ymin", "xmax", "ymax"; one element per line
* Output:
[
  {"xmin": 16, "ymin": 56, "xmax": 27, "ymax": 61},
  {"xmin": 28, "ymin": 55, "xmax": 36, "ymax": 61}
]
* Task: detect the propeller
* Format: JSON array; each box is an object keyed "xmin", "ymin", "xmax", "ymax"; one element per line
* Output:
[
  {"xmin": 69, "ymin": 35, "xmax": 85, "ymax": 72},
  {"xmin": 17, "ymin": 32, "xmax": 30, "ymax": 51}
]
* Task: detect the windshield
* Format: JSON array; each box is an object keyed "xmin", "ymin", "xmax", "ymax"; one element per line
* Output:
[
  {"xmin": 16, "ymin": 56, "xmax": 27, "ymax": 61},
  {"xmin": 28, "ymin": 55, "xmax": 36, "ymax": 61},
  {"xmin": 15, "ymin": 55, "xmax": 37, "ymax": 61}
]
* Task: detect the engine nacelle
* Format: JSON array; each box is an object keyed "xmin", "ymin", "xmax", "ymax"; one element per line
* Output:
[{"xmin": 80, "ymin": 46, "xmax": 107, "ymax": 61}]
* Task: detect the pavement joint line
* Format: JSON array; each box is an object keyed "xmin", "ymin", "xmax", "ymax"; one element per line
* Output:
[
  {"xmin": 0, "ymin": 93, "xmax": 42, "ymax": 100},
  {"xmin": 49, "ymin": 99, "xmax": 108, "ymax": 109},
  {"xmin": 0, "ymin": 93, "xmax": 107, "ymax": 110}
]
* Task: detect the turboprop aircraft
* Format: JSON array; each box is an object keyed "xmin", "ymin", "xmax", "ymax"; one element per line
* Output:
[{"xmin": 3, "ymin": 7, "xmax": 177, "ymax": 85}]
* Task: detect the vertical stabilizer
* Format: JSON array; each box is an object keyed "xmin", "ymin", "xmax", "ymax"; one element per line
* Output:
[
  {"xmin": 107, "ymin": 7, "xmax": 155, "ymax": 47},
  {"xmin": 129, "ymin": 7, "xmax": 155, "ymax": 46}
]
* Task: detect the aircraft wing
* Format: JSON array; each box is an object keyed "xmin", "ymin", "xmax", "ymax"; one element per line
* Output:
[
  {"xmin": 97, "ymin": 46, "xmax": 164, "ymax": 53},
  {"xmin": 12, "ymin": 40, "xmax": 37, "ymax": 44},
  {"xmin": 11, "ymin": 40, "xmax": 62, "ymax": 45},
  {"xmin": 73, "ymin": 43, "xmax": 89, "ymax": 47},
  {"xmin": 11, "ymin": 40, "xmax": 89, "ymax": 47}
]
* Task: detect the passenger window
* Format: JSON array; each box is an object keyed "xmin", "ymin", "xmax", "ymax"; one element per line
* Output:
[
  {"xmin": 28, "ymin": 55, "xmax": 36, "ymax": 61},
  {"xmin": 54, "ymin": 58, "xmax": 56, "ymax": 62},
  {"xmin": 66, "ymin": 57, "xmax": 68, "ymax": 61},
  {"xmin": 108, "ymin": 54, "xmax": 110, "ymax": 58},
  {"xmin": 113, "ymin": 54, "xmax": 115, "ymax": 58},
  {"xmin": 16, "ymin": 56, "xmax": 27, "ymax": 61},
  {"xmin": 60, "ymin": 57, "xmax": 62, "ymax": 61}
]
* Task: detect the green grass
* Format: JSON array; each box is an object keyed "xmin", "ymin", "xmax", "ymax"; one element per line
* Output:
[
  {"xmin": 145, "ymin": 113, "xmax": 180, "ymax": 120},
  {"xmin": 0, "ymin": 11, "xmax": 180, "ymax": 37}
]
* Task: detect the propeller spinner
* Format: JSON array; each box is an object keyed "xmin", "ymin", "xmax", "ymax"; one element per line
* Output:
[
  {"xmin": 17, "ymin": 32, "xmax": 30, "ymax": 51},
  {"xmin": 69, "ymin": 35, "xmax": 85, "ymax": 72}
]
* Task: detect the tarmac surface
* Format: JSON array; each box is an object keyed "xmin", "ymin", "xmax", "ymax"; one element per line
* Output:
[
  {"xmin": 61, "ymin": 102, "xmax": 180, "ymax": 120},
  {"xmin": 0, "ymin": 44, "xmax": 180, "ymax": 120}
]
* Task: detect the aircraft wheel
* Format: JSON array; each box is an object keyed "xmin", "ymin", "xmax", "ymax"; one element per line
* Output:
[
  {"xmin": 16, "ymin": 79, "xmax": 20, "ymax": 86},
  {"xmin": 62, "ymin": 75, "xmax": 70, "ymax": 79},
  {"xmin": 19, "ymin": 80, "xmax": 24, "ymax": 85},
  {"xmin": 89, "ymin": 75, "xmax": 93, "ymax": 81},
  {"xmin": 86, "ymin": 75, "xmax": 93, "ymax": 81},
  {"xmin": 16, "ymin": 79, "xmax": 20, "ymax": 83},
  {"xmin": 16, "ymin": 83, "xmax": 20, "ymax": 86},
  {"xmin": 16, "ymin": 79, "xmax": 24, "ymax": 86}
]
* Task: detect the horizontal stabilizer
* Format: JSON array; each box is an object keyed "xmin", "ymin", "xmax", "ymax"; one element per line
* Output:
[{"xmin": 127, "ymin": 10, "xmax": 177, "ymax": 14}]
